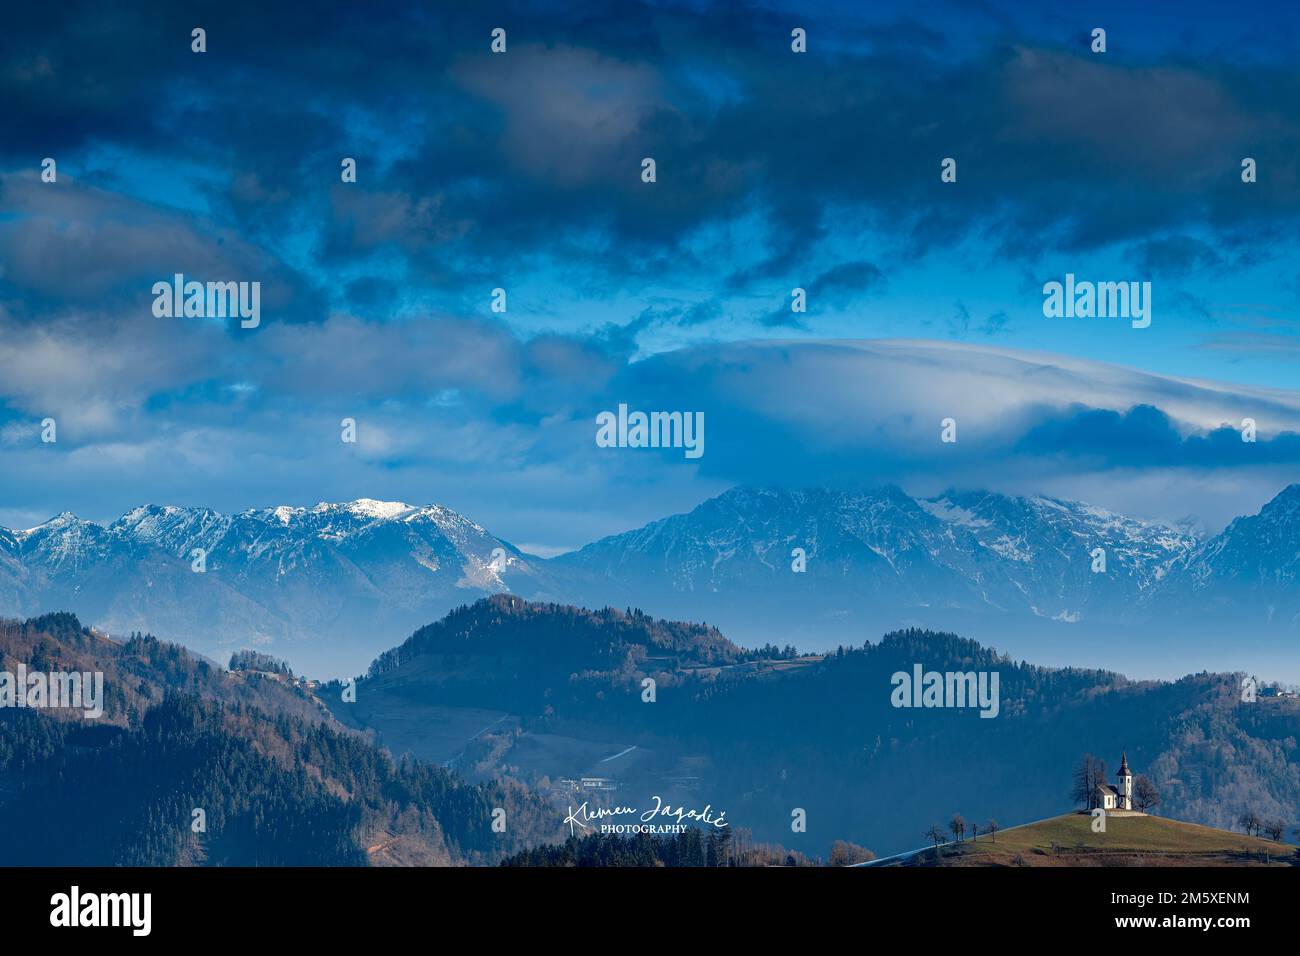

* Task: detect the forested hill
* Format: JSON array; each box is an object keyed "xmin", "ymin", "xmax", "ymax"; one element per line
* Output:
[
  {"xmin": 623, "ymin": 627, "xmax": 1300, "ymax": 844},
  {"xmin": 367, "ymin": 594, "xmax": 746, "ymax": 679},
  {"xmin": 0, "ymin": 612, "xmax": 564, "ymax": 865},
  {"xmin": 345, "ymin": 603, "xmax": 1300, "ymax": 856},
  {"xmin": 0, "ymin": 610, "xmax": 324, "ymax": 726}
]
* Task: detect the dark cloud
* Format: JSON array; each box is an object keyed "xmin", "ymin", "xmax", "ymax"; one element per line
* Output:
[
  {"xmin": 810, "ymin": 261, "xmax": 886, "ymax": 306},
  {"xmin": 1016, "ymin": 403, "xmax": 1300, "ymax": 467},
  {"xmin": 628, "ymin": 298, "xmax": 725, "ymax": 334},
  {"xmin": 0, "ymin": 173, "xmax": 328, "ymax": 326},
  {"xmin": 1132, "ymin": 236, "xmax": 1225, "ymax": 278},
  {"xmin": 4, "ymin": 1, "xmax": 1300, "ymax": 544},
  {"xmin": 946, "ymin": 303, "xmax": 1012, "ymax": 339},
  {"xmin": 6, "ymin": 0, "xmax": 1300, "ymax": 329}
]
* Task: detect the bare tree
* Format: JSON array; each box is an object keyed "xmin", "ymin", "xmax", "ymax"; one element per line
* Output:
[
  {"xmin": 986, "ymin": 819, "xmax": 999, "ymax": 843},
  {"xmin": 949, "ymin": 814, "xmax": 967, "ymax": 844},
  {"xmin": 1133, "ymin": 775, "xmax": 1160, "ymax": 813},
  {"xmin": 1072, "ymin": 754, "xmax": 1108, "ymax": 811},
  {"xmin": 1263, "ymin": 820, "xmax": 1285, "ymax": 842},
  {"xmin": 829, "ymin": 840, "xmax": 875, "ymax": 866},
  {"xmin": 970, "ymin": 821, "xmax": 980, "ymax": 842},
  {"xmin": 1238, "ymin": 811, "xmax": 1261, "ymax": 837},
  {"xmin": 924, "ymin": 824, "xmax": 945, "ymax": 848}
]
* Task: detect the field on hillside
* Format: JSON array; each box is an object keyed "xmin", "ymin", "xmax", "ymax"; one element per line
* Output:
[{"xmin": 906, "ymin": 814, "xmax": 1296, "ymax": 867}]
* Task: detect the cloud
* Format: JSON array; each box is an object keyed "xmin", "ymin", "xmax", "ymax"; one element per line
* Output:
[
  {"xmin": 810, "ymin": 261, "xmax": 886, "ymax": 306},
  {"xmin": 451, "ymin": 44, "xmax": 666, "ymax": 188},
  {"xmin": 0, "ymin": 172, "xmax": 327, "ymax": 324},
  {"xmin": 1015, "ymin": 403, "xmax": 1300, "ymax": 467},
  {"xmin": 1130, "ymin": 236, "xmax": 1224, "ymax": 278},
  {"xmin": 5, "ymin": 1, "xmax": 1300, "ymax": 543},
  {"xmin": 253, "ymin": 314, "xmax": 523, "ymax": 402},
  {"xmin": 593, "ymin": 339, "xmax": 1300, "ymax": 497},
  {"xmin": 4, "ymin": 329, "xmax": 1300, "ymax": 544},
  {"xmin": 6, "ymin": 1, "xmax": 1300, "ymax": 360}
]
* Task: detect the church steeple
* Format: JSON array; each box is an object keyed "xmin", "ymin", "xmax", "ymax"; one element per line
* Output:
[{"xmin": 1117, "ymin": 753, "xmax": 1133, "ymax": 811}]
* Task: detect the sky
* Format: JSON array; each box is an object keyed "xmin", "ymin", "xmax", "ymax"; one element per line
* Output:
[{"xmin": 3, "ymin": 0, "xmax": 1300, "ymax": 553}]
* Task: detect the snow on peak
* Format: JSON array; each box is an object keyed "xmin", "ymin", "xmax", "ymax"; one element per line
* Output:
[
  {"xmin": 271, "ymin": 505, "xmax": 300, "ymax": 524},
  {"xmin": 20, "ymin": 511, "xmax": 83, "ymax": 534},
  {"xmin": 917, "ymin": 497, "xmax": 991, "ymax": 528},
  {"xmin": 341, "ymin": 498, "xmax": 414, "ymax": 520},
  {"xmin": 304, "ymin": 498, "xmax": 414, "ymax": 520}
]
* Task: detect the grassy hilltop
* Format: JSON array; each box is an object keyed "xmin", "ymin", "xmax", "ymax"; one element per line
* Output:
[{"xmin": 902, "ymin": 813, "xmax": 1296, "ymax": 867}]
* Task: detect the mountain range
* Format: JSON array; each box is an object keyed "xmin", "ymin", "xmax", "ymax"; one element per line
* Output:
[
  {"xmin": 4, "ymin": 485, "xmax": 1300, "ymax": 678},
  {"xmin": 0, "ymin": 499, "xmax": 546, "ymax": 674}
]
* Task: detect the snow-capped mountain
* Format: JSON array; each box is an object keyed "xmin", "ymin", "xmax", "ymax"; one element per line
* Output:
[
  {"xmin": 549, "ymin": 484, "xmax": 1300, "ymax": 677},
  {"xmin": 0, "ymin": 498, "xmax": 552, "ymax": 675},
  {"xmin": 3, "ymin": 485, "xmax": 1300, "ymax": 678},
  {"xmin": 109, "ymin": 498, "xmax": 530, "ymax": 592},
  {"xmin": 549, "ymin": 485, "xmax": 1202, "ymax": 645},
  {"xmin": 1156, "ymin": 483, "xmax": 1300, "ymax": 630}
]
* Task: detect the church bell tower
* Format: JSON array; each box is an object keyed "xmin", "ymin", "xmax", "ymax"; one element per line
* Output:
[{"xmin": 1117, "ymin": 753, "xmax": 1133, "ymax": 810}]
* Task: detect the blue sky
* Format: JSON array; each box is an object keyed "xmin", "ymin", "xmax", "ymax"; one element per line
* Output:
[{"xmin": 3, "ymin": 0, "xmax": 1300, "ymax": 551}]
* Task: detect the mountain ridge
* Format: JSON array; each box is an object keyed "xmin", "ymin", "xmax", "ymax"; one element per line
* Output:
[{"xmin": 3, "ymin": 483, "xmax": 1300, "ymax": 678}]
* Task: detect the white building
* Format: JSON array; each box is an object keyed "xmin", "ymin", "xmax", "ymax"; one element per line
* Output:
[{"xmin": 1095, "ymin": 753, "xmax": 1134, "ymax": 811}]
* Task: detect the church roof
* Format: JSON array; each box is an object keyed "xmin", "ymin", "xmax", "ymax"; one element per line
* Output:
[{"xmin": 1118, "ymin": 753, "xmax": 1131, "ymax": 776}]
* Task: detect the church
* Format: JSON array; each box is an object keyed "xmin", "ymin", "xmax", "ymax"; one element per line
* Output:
[{"xmin": 1096, "ymin": 753, "xmax": 1142, "ymax": 813}]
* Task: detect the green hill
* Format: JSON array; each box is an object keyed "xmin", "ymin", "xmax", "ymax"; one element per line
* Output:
[{"xmin": 908, "ymin": 813, "xmax": 1296, "ymax": 867}]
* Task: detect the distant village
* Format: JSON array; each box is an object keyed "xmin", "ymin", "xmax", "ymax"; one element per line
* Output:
[{"xmin": 1252, "ymin": 679, "xmax": 1300, "ymax": 701}]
